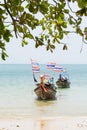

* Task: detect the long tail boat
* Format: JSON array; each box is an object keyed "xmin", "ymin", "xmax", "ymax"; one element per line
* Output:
[
  {"xmin": 31, "ymin": 59, "xmax": 57, "ymax": 100},
  {"xmin": 56, "ymin": 79, "xmax": 70, "ymax": 88},
  {"xmin": 34, "ymin": 83, "xmax": 57, "ymax": 100},
  {"xmin": 56, "ymin": 73, "xmax": 70, "ymax": 88}
]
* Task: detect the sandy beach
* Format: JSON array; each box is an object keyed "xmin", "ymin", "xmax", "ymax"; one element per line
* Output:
[{"xmin": 0, "ymin": 117, "xmax": 87, "ymax": 130}]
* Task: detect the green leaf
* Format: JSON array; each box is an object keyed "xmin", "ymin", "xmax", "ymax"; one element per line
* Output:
[
  {"xmin": 78, "ymin": 0, "xmax": 87, "ymax": 8},
  {"xmin": 50, "ymin": 44, "xmax": 55, "ymax": 49},
  {"xmin": 60, "ymin": 13, "xmax": 64, "ymax": 19},
  {"xmin": 68, "ymin": 17, "xmax": 75, "ymax": 25},
  {"xmin": 28, "ymin": 33, "xmax": 34, "ymax": 39},
  {"xmin": 85, "ymin": 35, "xmax": 87, "ymax": 40},
  {"xmin": 63, "ymin": 44, "xmax": 68, "ymax": 50},
  {"xmin": 23, "ymin": 32, "xmax": 34, "ymax": 39},
  {"xmin": 3, "ymin": 30, "xmax": 12, "ymax": 42},
  {"xmin": 64, "ymin": 9, "xmax": 69, "ymax": 14},
  {"xmin": 29, "ymin": 2, "xmax": 38, "ymax": 14},
  {"xmin": 1, "ymin": 51, "xmax": 8, "ymax": 60},
  {"xmin": 22, "ymin": 39, "xmax": 28, "ymax": 47},
  {"xmin": 1, "ymin": 53, "xmax": 5, "ymax": 60},
  {"xmin": 49, "ymin": 28, "xmax": 52, "ymax": 35},
  {"xmin": 62, "ymin": 22, "xmax": 67, "ymax": 28},
  {"xmin": 77, "ymin": 18, "xmax": 82, "ymax": 25},
  {"xmin": 64, "ymin": 31, "xmax": 69, "ymax": 35},
  {"xmin": 39, "ymin": 1, "xmax": 49, "ymax": 14},
  {"xmin": 15, "ymin": 0, "xmax": 21, "ymax": 5},
  {"xmin": 0, "ymin": 8, "xmax": 5, "ymax": 15},
  {"xmin": 38, "ymin": 39, "xmax": 44, "ymax": 46},
  {"xmin": 17, "ymin": 25, "xmax": 23, "ymax": 32},
  {"xmin": 46, "ymin": 45, "xmax": 49, "ymax": 51},
  {"xmin": 35, "ymin": 41, "xmax": 39, "ymax": 48},
  {"xmin": 58, "ymin": 32, "xmax": 63, "ymax": 39},
  {"xmin": 58, "ymin": 17, "xmax": 64, "ymax": 25},
  {"xmin": 18, "ymin": 6, "xmax": 24, "ymax": 12},
  {"xmin": 0, "ymin": 41, "xmax": 5, "ymax": 50},
  {"xmin": 76, "ymin": 27, "xmax": 83, "ymax": 36},
  {"xmin": 84, "ymin": 27, "xmax": 87, "ymax": 36},
  {"xmin": 0, "ymin": 19, "xmax": 4, "ymax": 30},
  {"xmin": 42, "ymin": 25, "xmax": 46, "ymax": 30},
  {"xmin": 45, "ymin": 35, "xmax": 49, "ymax": 40}
]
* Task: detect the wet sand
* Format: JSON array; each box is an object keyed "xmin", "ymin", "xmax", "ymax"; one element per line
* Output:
[{"xmin": 0, "ymin": 117, "xmax": 87, "ymax": 130}]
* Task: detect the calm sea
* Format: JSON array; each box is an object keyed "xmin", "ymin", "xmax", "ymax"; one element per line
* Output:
[{"xmin": 0, "ymin": 64, "xmax": 87, "ymax": 118}]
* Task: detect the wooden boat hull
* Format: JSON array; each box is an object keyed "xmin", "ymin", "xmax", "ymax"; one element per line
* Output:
[
  {"xmin": 34, "ymin": 83, "xmax": 57, "ymax": 100},
  {"xmin": 56, "ymin": 80, "xmax": 70, "ymax": 88}
]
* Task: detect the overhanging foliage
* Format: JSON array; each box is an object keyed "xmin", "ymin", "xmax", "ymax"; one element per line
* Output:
[{"xmin": 0, "ymin": 0, "xmax": 87, "ymax": 60}]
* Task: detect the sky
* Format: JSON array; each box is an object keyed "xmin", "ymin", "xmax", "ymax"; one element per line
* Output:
[{"xmin": 1, "ymin": 32, "xmax": 87, "ymax": 64}]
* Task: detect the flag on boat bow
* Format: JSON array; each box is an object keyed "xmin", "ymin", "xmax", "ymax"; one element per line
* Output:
[
  {"xmin": 31, "ymin": 59, "xmax": 40, "ymax": 73},
  {"xmin": 31, "ymin": 59, "xmax": 40, "ymax": 82}
]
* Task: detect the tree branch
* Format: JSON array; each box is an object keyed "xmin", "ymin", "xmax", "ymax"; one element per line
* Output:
[
  {"xmin": 4, "ymin": 0, "xmax": 18, "ymax": 38},
  {"xmin": 67, "ymin": 0, "xmax": 76, "ymax": 13},
  {"xmin": 82, "ymin": 35, "xmax": 87, "ymax": 44},
  {"xmin": 53, "ymin": 0, "xmax": 58, "ymax": 5}
]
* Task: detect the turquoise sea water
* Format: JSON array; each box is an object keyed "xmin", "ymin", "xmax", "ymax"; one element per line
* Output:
[{"xmin": 0, "ymin": 64, "xmax": 87, "ymax": 118}]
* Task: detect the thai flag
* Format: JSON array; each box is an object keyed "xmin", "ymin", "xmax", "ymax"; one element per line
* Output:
[
  {"xmin": 47, "ymin": 62, "xmax": 56, "ymax": 70},
  {"xmin": 53, "ymin": 65, "xmax": 63, "ymax": 72},
  {"xmin": 31, "ymin": 59, "xmax": 40, "ymax": 73},
  {"xmin": 44, "ymin": 74, "xmax": 50, "ymax": 80},
  {"xmin": 32, "ymin": 68, "xmax": 40, "ymax": 73},
  {"xmin": 31, "ymin": 60, "xmax": 39, "ymax": 65}
]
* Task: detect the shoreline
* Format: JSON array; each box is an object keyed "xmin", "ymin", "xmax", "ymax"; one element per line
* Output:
[{"xmin": 0, "ymin": 116, "xmax": 87, "ymax": 130}]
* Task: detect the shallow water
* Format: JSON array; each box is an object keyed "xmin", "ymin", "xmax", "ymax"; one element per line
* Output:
[{"xmin": 0, "ymin": 64, "xmax": 87, "ymax": 118}]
